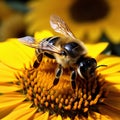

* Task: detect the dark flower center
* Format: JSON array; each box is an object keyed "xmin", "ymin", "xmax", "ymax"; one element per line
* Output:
[
  {"xmin": 70, "ymin": 0, "xmax": 110, "ymax": 23},
  {"xmin": 15, "ymin": 58, "xmax": 108, "ymax": 119}
]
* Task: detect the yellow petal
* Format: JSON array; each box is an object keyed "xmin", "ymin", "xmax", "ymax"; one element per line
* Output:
[
  {"xmin": 103, "ymin": 96, "xmax": 120, "ymax": 111},
  {"xmin": 0, "ymin": 85, "xmax": 21, "ymax": 93},
  {"xmin": 51, "ymin": 115, "xmax": 62, "ymax": 120},
  {"xmin": 33, "ymin": 111, "xmax": 49, "ymax": 120},
  {"xmin": 48, "ymin": 114, "xmax": 57, "ymax": 120},
  {"xmin": 97, "ymin": 55, "xmax": 120, "ymax": 66},
  {"xmin": 0, "ymin": 61, "xmax": 16, "ymax": 73},
  {"xmin": 106, "ymin": 85, "xmax": 120, "ymax": 94},
  {"xmin": 0, "ymin": 103, "xmax": 20, "ymax": 119},
  {"xmin": 103, "ymin": 72, "xmax": 120, "ymax": 84},
  {"xmin": 34, "ymin": 30, "xmax": 53, "ymax": 42},
  {"xmin": 98, "ymin": 105, "xmax": 120, "ymax": 120},
  {"xmin": 63, "ymin": 117, "xmax": 71, "ymax": 120},
  {"xmin": 0, "ymin": 38, "xmax": 35, "ymax": 69},
  {"xmin": 87, "ymin": 28, "xmax": 101, "ymax": 43},
  {"xmin": 0, "ymin": 61, "xmax": 16, "ymax": 82},
  {"xmin": 100, "ymin": 64, "xmax": 120, "ymax": 75},
  {"xmin": 33, "ymin": 112, "xmax": 44, "ymax": 120},
  {"xmin": 49, "ymin": 115, "xmax": 57, "ymax": 120},
  {"xmin": 97, "ymin": 55, "xmax": 120, "ymax": 74},
  {"xmin": 2, "ymin": 102, "xmax": 32, "ymax": 120},
  {"xmin": 0, "ymin": 71, "xmax": 15, "ymax": 83},
  {"xmin": 0, "ymin": 62, "xmax": 17, "ymax": 82},
  {"xmin": 88, "ymin": 112, "xmax": 112, "ymax": 120},
  {"xmin": 17, "ymin": 108, "xmax": 37, "ymax": 120},
  {"xmin": 86, "ymin": 42, "xmax": 108, "ymax": 58},
  {"xmin": 0, "ymin": 94, "xmax": 25, "ymax": 108},
  {"xmin": 106, "ymin": 27, "xmax": 120, "ymax": 44},
  {"xmin": 111, "ymin": 85, "xmax": 120, "ymax": 91},
  {"xmin": 0, "ymin": 94, "xmax": 25, "ymax": 119}
]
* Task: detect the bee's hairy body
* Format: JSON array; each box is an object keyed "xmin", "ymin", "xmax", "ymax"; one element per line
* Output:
[
  {"xmin": 36, "ymin": 36, "xmax": 87, "ymax": 69},
  {"xmin": 19, "ymin": 15, "xmax": 98, "ymax": 94}
]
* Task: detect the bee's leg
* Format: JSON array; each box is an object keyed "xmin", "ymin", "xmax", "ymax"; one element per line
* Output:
[
  {"xmin": 70, "ymin": 70, "xmax": 77, "ymax": 96},
  {"xmin": 47, "ymin": 64, "xmax": 63, "ymax": 90},
  {"xmin": 33, "ymin": 53, "xmax": 43, "ymax": 68}
]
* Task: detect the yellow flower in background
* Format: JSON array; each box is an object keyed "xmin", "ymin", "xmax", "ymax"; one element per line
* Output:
[
  {"xmin": 26, "ymin": 0, "xmax": 120, "ymax": 43},
  {"xmin": 0, "ymin": 0, "xmax": 14, "ymax": 21},
  {"xmin": 0, "ymin": 1, "xmax": 26, "ymax": 41},
  {"xmin": 0, "ymin": 30, "xmax": 120, "ymax": 120},
  {"xmin": 0, "ymin": 14, "xmax": 26, "ymax": 41}
]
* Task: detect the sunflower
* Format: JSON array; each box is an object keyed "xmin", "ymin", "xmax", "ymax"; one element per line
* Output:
[
  {"xmin": 0, "ymin": 13, "xmax": 27, "ymax": 41},
  {"xmin": 26, "ymin": 0, "xmax": 120, "ymax": 43},
  {"xmin": 0, "ymin": 1, "xmax": 27, "ymax": 41},
  {"xmin": 0, "ymin": 0, "xmax": 15, "ymax": 21},
  {"xmin": 0, "ymin": 30, "xmax": 120, "ymax": 120}
]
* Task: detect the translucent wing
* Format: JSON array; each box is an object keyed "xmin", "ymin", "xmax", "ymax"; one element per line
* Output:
[
  {"xmin": 18, "ymin": 36, "xmax": 39, "ymax": 48},
  {"xmin": 40, "ymin": 40, "xmax": 61, "ymax": 54},
  {"xmin": 50, "ymin": 15, "xmax": 76, "ymax": 39},
  {"xmin": 19, "ymin": 36, "xmax": 61, "ymax": 54},
  {"xmin": 50, "ymin": 15, "xmax": 87, "ymax": 54}
]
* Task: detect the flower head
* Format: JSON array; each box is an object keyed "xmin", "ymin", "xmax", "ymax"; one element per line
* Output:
[
  {"xmin": 0, "ymin": 30, "xmax": 120, "ymax": 120},
  {"xmin": 25, "ymin": 0, "xmax": 120, "ymax": 43},
  {"xmin": 0, "ymin": 1, "xmax": 27, "ymax": 41}
]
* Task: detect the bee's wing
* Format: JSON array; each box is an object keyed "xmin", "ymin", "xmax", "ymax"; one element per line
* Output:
[
  {"xmin": 50, "ymin": 15, "xmax": 87, "ymax": 54},
  {"xmin": 50, "ymin": 15, "xmax": 76, "ymax": 39},
  {"xmin": 19, "ymin": 36, "xmax": 61, "ymax": 54},
  {"xmin": 18, "ymin": 36, "xmax": 39, "ymax": 48},
  {"xmin": 40, "ymin": 40, "xmax": 61, "ymax": 54}
]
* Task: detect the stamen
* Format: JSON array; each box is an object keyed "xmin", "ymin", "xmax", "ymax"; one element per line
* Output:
[{"xmin": 15, "ymin": 58, "xmax": 108, "ymax": 119}]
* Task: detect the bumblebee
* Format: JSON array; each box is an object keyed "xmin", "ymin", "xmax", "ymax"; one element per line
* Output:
[{"xmin": 19, "ymin": 15, "xmax": 98, "ymax": 92}]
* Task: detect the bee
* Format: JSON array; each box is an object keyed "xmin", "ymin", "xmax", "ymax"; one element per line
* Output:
[{"xmin": 19, "ymin": 15, "xmax": 98, "ymax": 92}]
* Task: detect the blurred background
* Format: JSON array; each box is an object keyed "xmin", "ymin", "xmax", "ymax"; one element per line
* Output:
[{"xmin": 0, "ymin": 0, "xmax": 120, "ymax": 56}]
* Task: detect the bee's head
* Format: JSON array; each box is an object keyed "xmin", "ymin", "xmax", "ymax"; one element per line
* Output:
[{"xmin": 78, "ymin": 57, "xmax": 97, "ymax": 79}]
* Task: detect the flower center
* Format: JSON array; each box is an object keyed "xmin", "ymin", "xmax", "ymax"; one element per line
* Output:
[
  {"xmin": 70, "ymin": 0, "xmax": 110, "ymax": 22},
  {"xmin": 15, "ymin": 57, "xmax": 107, "ymax": 119}
]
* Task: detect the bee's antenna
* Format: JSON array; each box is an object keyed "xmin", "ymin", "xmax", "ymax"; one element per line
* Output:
[{"xmin": 96, "ymin": 64, "xmax": 107, "ymax": 69}]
